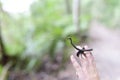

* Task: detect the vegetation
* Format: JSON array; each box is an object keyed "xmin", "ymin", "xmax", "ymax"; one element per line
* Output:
[{"xmin": 0, "ymin": 0, "xmax": 78, "ymax": 72}]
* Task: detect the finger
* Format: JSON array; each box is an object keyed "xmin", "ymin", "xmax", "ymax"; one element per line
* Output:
[
  {"xmin": 76, "ymin": 72, "xmax": 79, "ymax": 78},
  {"xmin": 76, "ymin": 46, "xmax": 82, "ymax": 49},
  {"xmin": 79, "ymin": 53, "xmax": 88, "ymax": 67},
  {"xmin": 84, "ymin": 45, "xmax": 96, "ymax": 69},
  {"xmin": 84, "ymin": 45, "xmax": 94, "ymax": 62},
  {"xmin": 70, "ymin": 55, "xmax": 82, "ymax": 72},
  {"xmin": 75, "ymin": 46, "xmax": 82, "ymax": 53},
  {"xmin": 79, "ymin": 54, "xmax": 88, "ymax": 76},
  {"xmin": 83, "ymin": 45, "xmax": 91, "ymax": 54}
]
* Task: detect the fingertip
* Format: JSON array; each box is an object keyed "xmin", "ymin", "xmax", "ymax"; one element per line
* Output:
[
  {"xmin": 86, "ymin": 52, "xmax": 91, "ymax": 57},
  {"xmin": 86, "ymin": 52, "xmax": 94, "ymax": 62},
  {"xmin": 70, "ymin": 55, "xmax": 75, "ymax": 62},
  {"xmin": 70, "ymin": 55, "xmax": 74, "ymax": 59},
  {"xmin": 76, "ymin": 46, "xmax": 82, "ymax": 49},
  {"xmin": 83, "ymin": 45, "xmax": 93, "ymax": 57},
  {"xmin": 81, "ymin": 54, "xmax": 86, "ymax": 59}
]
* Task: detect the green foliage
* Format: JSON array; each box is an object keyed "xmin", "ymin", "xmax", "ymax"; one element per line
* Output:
[
  {"xmin": 0, "ymin": 65, "xmax": 3, "ymax": 74},
  {"xmin": 1, "ymin": 0, "xmax": 120, "ymax": 72},
  {"xmin": 1, "ymin": 0, "xmax": 78, "ymax": 71},
  {"xmin": 21, "ymin": 0, "xmax": 77, "ymax": 70}
]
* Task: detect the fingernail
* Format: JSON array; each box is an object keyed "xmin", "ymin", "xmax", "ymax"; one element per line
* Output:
[
  {"xmin": 76, "ymin": 46, "xmax": 82, "ymax": 49},
  {"xmin": 86, "ymin": 53, "xmax": 91, "ymax": 57},
  {"xmin": 70, "ymin": 55, "xmax": 74, "ymax": 58},
  {"xmin": 81, "ymin": 54, "xmax": 86, "ymax": 59},
  {"xmin": 70, "ymin": 55, "xmax": 75, "ymax": 61}
]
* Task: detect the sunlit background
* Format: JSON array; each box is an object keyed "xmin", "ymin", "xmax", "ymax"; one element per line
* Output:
[
  {"xmin": 0, "ymin": 0, "xmax": 120, "ymax": 80},
  {"xmin": 1, "ymin": 0, "xmax": 34, "ymax": 14}
]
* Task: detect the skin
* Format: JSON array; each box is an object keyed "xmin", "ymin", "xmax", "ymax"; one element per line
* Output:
[{"xmin": 70, "ymin": 46, "xmax": 100, "ymax": 80}]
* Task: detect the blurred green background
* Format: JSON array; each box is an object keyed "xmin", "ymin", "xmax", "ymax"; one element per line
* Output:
[{"xmin": 0, "ymin": 0, "xmax": 120, "ymax": 80}]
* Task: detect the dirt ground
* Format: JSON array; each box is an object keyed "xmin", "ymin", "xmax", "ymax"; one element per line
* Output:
[
  {"xmin": 9, "ymin": 21, "xmax": 120, "ymax": 80},
  {"xmin": 89, "ymin": 21, "xmax": 120, "ymax": 80}
]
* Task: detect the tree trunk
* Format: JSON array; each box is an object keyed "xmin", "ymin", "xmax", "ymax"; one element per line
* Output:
[
  {"xmin": 0, "ymin": 23, "xmax": 9, "ymax": 65},
  {"xmin": 72, "ymin": 0, "xmax": 80, "ymax": 34},
  {"xmin": 65, "ymin": 0, "xmax": 71, "ymax": 14}
]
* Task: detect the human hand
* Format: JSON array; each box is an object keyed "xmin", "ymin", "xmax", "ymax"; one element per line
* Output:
[{"xmin": 70, "ymin": 46, "xmax": 100, "ymax": 80}]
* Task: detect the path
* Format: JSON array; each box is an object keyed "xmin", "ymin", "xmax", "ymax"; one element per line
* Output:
[
  {"xmin": 89, "ymin": 21, "xmax": 120, "ymax": 80},
  {"xmin": 57, "ymin": 21, "xmax": 120, "ymax": 80}
]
